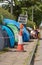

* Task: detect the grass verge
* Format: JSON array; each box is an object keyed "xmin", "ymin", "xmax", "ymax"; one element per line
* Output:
[{"xmin": 0, "ymin": 47, "xmax": 9, "ymax": 54}]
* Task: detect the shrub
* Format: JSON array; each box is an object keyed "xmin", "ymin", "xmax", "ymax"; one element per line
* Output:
[
  {"xmin": 26, "ymin": 20, "xmax": 36, "ymax": 29},
  {"xmin": 0, "ymin": 7, "xmax": 16, "ymax": 24}
]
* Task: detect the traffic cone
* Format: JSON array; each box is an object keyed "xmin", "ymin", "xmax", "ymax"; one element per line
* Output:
[
  {"xmin": 17, "ymin": 24, "xmax": 24, "ymax": 51},
  {"xmin": 20, "ymin": 24, "xmax": 24, "ymax": 29}
]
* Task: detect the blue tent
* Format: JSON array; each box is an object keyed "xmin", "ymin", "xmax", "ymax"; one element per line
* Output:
[
  {"xmin": 2, "ymin": 26, "xmax": 15, "ymax": 48},
  {"xmin": 3, "ymin": 19, "xmax": 30, "ymax": 42}
]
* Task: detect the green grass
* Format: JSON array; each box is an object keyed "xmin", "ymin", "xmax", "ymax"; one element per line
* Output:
[{"xmin": 0, "ymin": 47, "xmax": 9, "ymax": 54}]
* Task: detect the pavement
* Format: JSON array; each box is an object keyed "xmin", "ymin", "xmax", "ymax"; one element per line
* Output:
[
  {"xmin": 34, "ymin": 30, "xmax": 42, "ymax": 65},
  {"xmin": 0, "ymin": 39, "xmax": 37, "ymax": 65}
]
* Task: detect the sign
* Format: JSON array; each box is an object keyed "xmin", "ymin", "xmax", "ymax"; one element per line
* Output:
[{"xmin": 18, "ymin": 14, "xmax": 28, "ymax": 24}]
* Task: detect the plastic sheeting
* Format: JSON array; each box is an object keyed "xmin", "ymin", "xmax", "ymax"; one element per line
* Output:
[
  {"xmin": 2, "ymin": 26, "xmax": 15, "ymax": 48},
  {"xmin": 7, "ymin": 24, "xmax": 18, "ymax": 42},
  {"xmin": 3, "ymin": 19, "xmax": 30, "ymax": 42}
]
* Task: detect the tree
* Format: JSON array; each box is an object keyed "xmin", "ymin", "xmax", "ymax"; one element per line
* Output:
[
  {"xmin": 13, "ymin": 0, "xmax": 42, "ymax": 26},
  {"xmin": 1, "ymin": 0, "xmax": 41, "ymax": 26}
]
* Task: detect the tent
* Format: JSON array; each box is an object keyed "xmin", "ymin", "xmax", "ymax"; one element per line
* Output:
[
  {"xmin": 2, "ymin": 26, "xmax": 15, "ymax": 48},
  {"xmin": 3, "ymin": 19, "xmax": 30, "ymax": 42}
]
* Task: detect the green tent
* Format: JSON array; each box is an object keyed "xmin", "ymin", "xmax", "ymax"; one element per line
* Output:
[{"xmin": 7, "ymin": 24, "xmax": 19, "ymax": 42}]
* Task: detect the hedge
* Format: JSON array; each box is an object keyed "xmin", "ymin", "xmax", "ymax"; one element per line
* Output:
[
  {"xmin": 0, "ymin": 7, "xmax": 16, "ymax": 24},
  {"xmin": 26, "ymin": 20, "xmax": 36, "ymax": 29}
]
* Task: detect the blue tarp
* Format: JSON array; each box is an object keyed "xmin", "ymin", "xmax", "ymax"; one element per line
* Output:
[
  {"xmin": 2, "ymin": 26, "xmax": 15, "ymax": 48},
  {"xmin": 3, "ymin": 19, "xmax": 30, "ymax": 42}
]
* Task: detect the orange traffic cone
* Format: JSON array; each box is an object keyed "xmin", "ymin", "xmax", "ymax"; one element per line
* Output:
[{"xmin": 17, "ymin": 24, "xmax": 24, "ymax": 51}]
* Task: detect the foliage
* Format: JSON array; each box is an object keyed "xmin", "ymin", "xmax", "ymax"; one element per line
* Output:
[
  {"xmin": 0, "ymin": 7, "xmax": 16, "ymax": 24},
  {"xmin": 26, "ymin": 20, "xmax": 36, "ymax": 29},
  {"xmin": 0, "ymin": 0, "xmax": 42, "ymax": 27},
  {"xmin": 13, "ymin": 0, "xmax": 42, "ymax": 27},
  {"xmin": 0, "ymin": 15, "xmax": 3, "ymax": 24},
  {"xmin": 0, "ymin": 7, "xmax": 15, "ymax": 20}
]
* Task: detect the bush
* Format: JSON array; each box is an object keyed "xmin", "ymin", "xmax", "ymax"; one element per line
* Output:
[
  {"xmin": 0, "ymin": 15, "xmax": 3, "ymax": 24},
  {"xmin": 26, "ymin": 20, "xmax": 36, "ymax": 29},
  {"xmin": 0, "ymin": 7, "xmax": 16, "ymax": 24}
]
